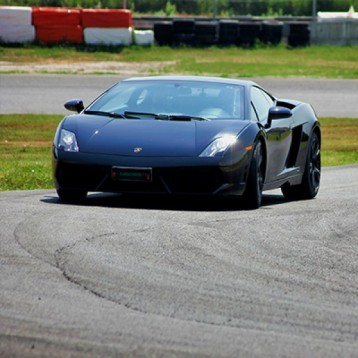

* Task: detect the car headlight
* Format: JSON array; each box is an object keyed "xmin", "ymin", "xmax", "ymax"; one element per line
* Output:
[
  {"xmin": 199, "ymin": 134, "xmax": 237, "ymax": 157},
  {"xmin": 58, "ymin": 129, "xmax": 79, "ymax": 152}
]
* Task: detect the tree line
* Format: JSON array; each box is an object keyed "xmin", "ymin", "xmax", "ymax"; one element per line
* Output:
[{"xmin": 1, "ymin": 0, "xmax": 356, "ymax": 17}]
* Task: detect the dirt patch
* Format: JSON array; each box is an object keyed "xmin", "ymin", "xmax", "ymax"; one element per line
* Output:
[{"xmin": 0, "ymin": 60, "xmax": 175, "ymax": 75}]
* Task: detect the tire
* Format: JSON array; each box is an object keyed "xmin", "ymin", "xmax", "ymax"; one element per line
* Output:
[
  {"xmin": 288, "ymin": 33, "xmax": 310, "ymax": 47},
  {"xmin": 173, "ymin": 19, "xmax": 195, "ymax": 45},
  {"xmin": 218, "ymin": 20, "xmax": 239, "ymax": 46},
  {"xmin": 195, "ymin": 21, "xmax": 218, "ymax": 46},
  {"xmin": 57, "ymin": 188, "xmax": 87, "ymax": 203},
  {"xmin": 238, "ymin": 22, "xmax": 261, "ymax": 47},
  {"xmin": 242, "ymin": 140, "xmax": 265, "ymax": 209},
  {"xmin": 288, "ymin": 22, "xmax": 310, "ymax": 47},
  {"xmin": 154, "ymin": 22, "xmax": 173, "ymax": 46},
  {"xmin": 281, "ymin": 131, "xmax": 321, "ymax": 200},
  {"xmin": 260, "ymin": 21, "xmax": 283, "ymax": 45}
]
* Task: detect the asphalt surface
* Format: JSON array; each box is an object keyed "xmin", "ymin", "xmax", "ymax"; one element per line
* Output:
[
  {"xmin": 1, "ymin": 165, "xmax": 358, "ymax": 357},
  {"xmin": 1, "ymin": 74, "xmax": 358, "ymax": 117}
]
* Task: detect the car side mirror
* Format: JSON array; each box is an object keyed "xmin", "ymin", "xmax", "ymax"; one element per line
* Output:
[
  {"xmin": 64, "ymin": 99, "xmax": 84, "ymax": 113},
  {"xmin": 266, "ymin": 106, "xmax": 292, "ymax": 128}
]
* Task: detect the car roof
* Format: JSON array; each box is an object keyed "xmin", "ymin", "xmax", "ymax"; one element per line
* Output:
[{"xmin": 122, "ymin": 75, "xmax": 258, "ymax": 88}]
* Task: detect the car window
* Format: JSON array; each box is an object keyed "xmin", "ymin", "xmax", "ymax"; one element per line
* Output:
[
  {"xmin": 251, "ymin": 86, "xmax": 274, "ymax": 122},
  {"xmin": 87, "ymin": 81, "xmax": 245, "ymax": 120}
]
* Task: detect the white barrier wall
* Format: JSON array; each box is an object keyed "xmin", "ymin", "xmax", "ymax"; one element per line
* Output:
[
  {"xmin": 0, "ymin": 6, "xmax": 35, "ymax": 43},
  {"xmin": 134, "ymin": 29, "xmax": 154, "ymax": 46},
  {"xmin": 84, "ymin": 28, "xmax": 133, "ymax": 45}
]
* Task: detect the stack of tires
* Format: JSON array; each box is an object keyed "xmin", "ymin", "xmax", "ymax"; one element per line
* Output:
[
  {"xmin": 237, "ymin": 22, "xmax": 261, "ymax": 47},
  {"xmin": 32, "ymin": 7, "xmax": 82, "ymax": 44},
  {"xmin": 0, "ymin": 6, "xmax": 35, "ymax": 43},
  {"xmin": 195, "ymin": 21, "xmax": 218, "ymax": 46},
  {"xmin": 154, "ymin": 19, "xmax": 281, "ymax": 48},
  {"xmin": 82, "ymin": 9, "xmax": 133, "ymax": 46},
  {"xmin": 218, "ymin": 20, "xmax": 239, "ymax": 46},
  {"xmin": 259, "ymin": 21, "xmax": 283, "ymax": 45},
  {"xmin": 288, "ymin": 22, "xmax": 310, "ymax": 47},
  {"xmin": 153, "ymin": 21, "xmax": 173, "ymax": 46},
  {"xmin": 172, "ymin": 19, "xmax": 196, "ymax": 46}
]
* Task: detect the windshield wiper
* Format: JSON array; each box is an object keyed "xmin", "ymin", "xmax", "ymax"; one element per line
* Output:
[
  {"xmin": 124, "ymin": 111, "xmax": 209, "ymax": 121},
  {"xmin": 161, "ymin": 114, "xmax": 209, "ymax": 121},
  {"xmin": 124, "ymin": 111, "xmax": 157, "ymax": 119},
  {"xmin": 84, "ymin": 110, "xmax": 125, "ymax": 118}
]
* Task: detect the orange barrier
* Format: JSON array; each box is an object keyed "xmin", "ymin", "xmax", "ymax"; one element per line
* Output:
[
  {"xmin": 32, "ymin": 7, "xmax": 81, "ymax": 26},
  {"xmin": 81, "ymin": 9, "xmax": 132, "ymax": 28},
  {"xmin": 36, "ymin": 25, "xmax": 83, "ymax": 44}
]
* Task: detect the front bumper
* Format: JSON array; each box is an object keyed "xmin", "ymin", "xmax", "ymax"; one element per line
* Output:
[{"xmin": 53, "ymin": 151, "xmax": 251, "ymax": 196}]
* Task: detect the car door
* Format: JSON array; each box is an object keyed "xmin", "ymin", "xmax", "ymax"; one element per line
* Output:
[{"xmin": 250, "ymin": 86, "xmax": 293, "ymax": 183}]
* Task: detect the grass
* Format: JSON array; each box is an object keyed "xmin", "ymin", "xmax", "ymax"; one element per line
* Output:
[
  {"xmin": 1, "ymin": 44, "xmax": 358, "ymax": 78},
  {"xmin": 0, "ymin": 114, "xmax": 62, "ymax": 190},
  {"xmin": 0, "ymin": 114, "xmax": 357, "ymax": 191}
]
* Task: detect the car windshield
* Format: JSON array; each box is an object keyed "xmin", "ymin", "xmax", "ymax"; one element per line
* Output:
[{"xmin": 87, "ymin": 80, "xmax": 245, "ymax": 120}]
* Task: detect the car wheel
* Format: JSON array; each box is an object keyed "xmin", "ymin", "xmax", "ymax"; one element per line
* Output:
[
  {"xmin": 56, "ymin": 188, "xmax": 87, "ymax": 203},
  {"xmin": 281, "ymin": 131, "xmax": 321, "ymax": 200},
  {"xmin": 242, "ymin": 140, "xmax": 264, "ymax": 209}
]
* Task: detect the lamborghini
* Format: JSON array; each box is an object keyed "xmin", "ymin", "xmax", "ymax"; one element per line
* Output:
[{"xmin": 52, "ymin": 76, "xmax": 321, "ymax": 208}]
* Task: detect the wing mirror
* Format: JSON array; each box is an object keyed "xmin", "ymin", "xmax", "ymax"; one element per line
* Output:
[
  {"xmin": 266, "ymin": 106, "xmax": 292, "ymax": 128},
  {"xmin": 64, "ymin": 99, "xmax": 84, "ymax": 113}
]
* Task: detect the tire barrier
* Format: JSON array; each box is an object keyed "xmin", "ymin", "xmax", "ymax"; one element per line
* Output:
[
  {"xmin": 218, "ymin": 20, "xmax": 239, "ymax": 46},
  {"xmin": 1, "ymin": 6, "xmax": 315, "ymax": 48},
  {"xmin": 237, "ymin": 22, "xmax": 262, "ymax": 47},
  {"xmin": 195, "ymin": 21, "xmax": 218, "ymax": 46},
  {"xmin": 153, "ymin": 19, "xmax": 297, "ymax": 47},
  {"xmin": 0, "ymin": 6, "xmax": 35, "ymax": 43},
  {"xmin": 259, "ymin": 21, "xmax": 283, "ymax": 45},
  {"xmin": 288, "ymin": 22, "xmax": 310, "ymax": 47},
  {"xmin": 153, "ymin": 22, "xmax": 173, "ymax": 46},
  {"xmin": 172, "ymin": 19, "xmax": 196, "ymax": 45}
]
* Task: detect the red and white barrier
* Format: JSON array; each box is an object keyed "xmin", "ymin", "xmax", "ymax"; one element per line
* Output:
[
  {"xmin": 82, "ymin": 9, "xmax": 133, "ymax": 45},
  {"xmin": 0, "ymin": 6, "xmax": 139, "ymax": 46}
]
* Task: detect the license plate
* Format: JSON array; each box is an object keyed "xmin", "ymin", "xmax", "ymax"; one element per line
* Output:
[{"xmin": 111, "ymin": 166, "xmax": 152, "ymax": 182}]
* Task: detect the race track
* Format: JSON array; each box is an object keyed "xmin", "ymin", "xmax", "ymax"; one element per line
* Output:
[
  {"xmin": 1, "ymin": 165, "xmax": 357, "ymax": 357},
  {"xmin": 1, "ymin": 74, "xmax": 358, "ymax": 117}
]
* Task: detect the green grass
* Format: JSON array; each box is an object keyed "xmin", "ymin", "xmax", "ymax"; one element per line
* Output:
[
  {"xmin": 0, "ymin": 114, "xmax": 357, "ymax": 191},
  {"xmin": 0, "ymin": 114, "xmax": 62, "ymax": 190},
  {"xmin": 321, "ymin": 117, "xmax": 358, "ymax": 166},
  {"xmin": 1, "ymin": 44, "xmax": 358, "ymax": 78}
]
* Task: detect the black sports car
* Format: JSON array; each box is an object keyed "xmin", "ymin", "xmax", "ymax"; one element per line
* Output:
[{"xmin": 52, "ymin": 76, "xmax": 321, "ymax": 208}]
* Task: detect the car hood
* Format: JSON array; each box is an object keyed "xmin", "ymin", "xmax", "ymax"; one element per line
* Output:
[{"xmin": 64, "ymin": 115, "xmax": 250, "ymax": 157}]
